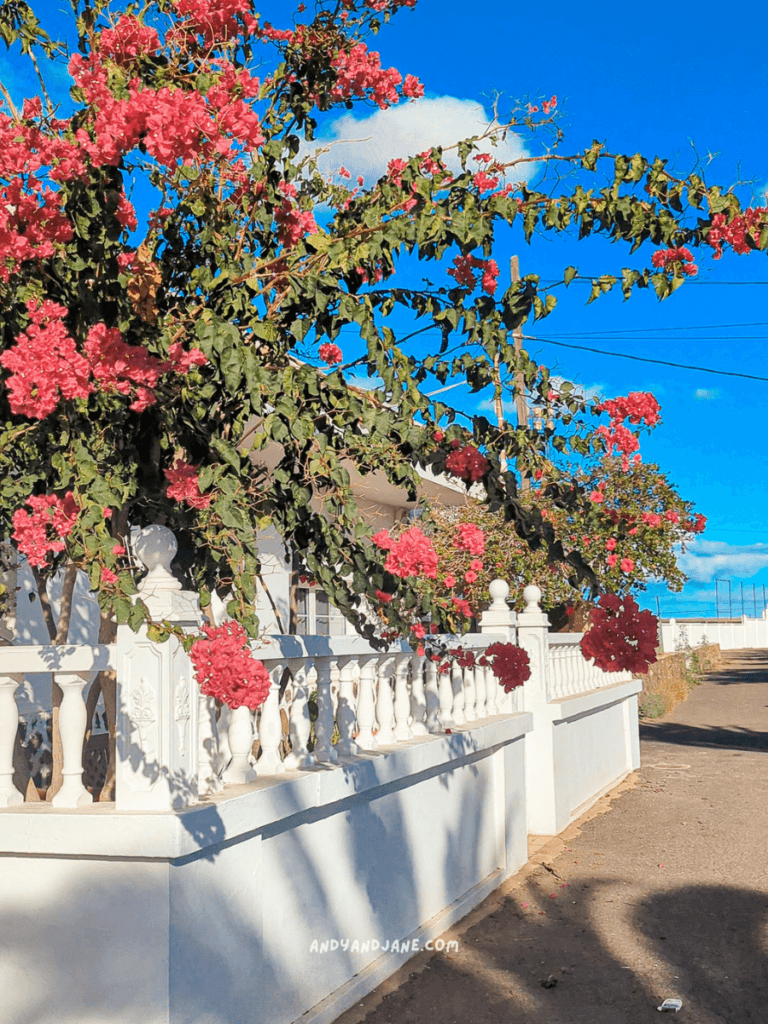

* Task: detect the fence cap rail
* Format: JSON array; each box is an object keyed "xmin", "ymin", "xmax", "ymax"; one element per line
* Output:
[
  {"xmin": 249, "ymin": 631, "xmax": 506, "ymax": 661},
  {"xmin": 0, "ymin": 643, "xmax": 116, "ymax": 674}
]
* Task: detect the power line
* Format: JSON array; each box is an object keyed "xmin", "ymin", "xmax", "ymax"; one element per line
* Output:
[
  {"xmin": 525, "ymin": 334, "xmax": 768, "ymax": 381},
  {"xmin": 540, "ymin": 320, "xmax": 768, "ymax": 336},
  {"xmin": 542, "ymin": 278, "xmax": 768, "ymax": 287}
]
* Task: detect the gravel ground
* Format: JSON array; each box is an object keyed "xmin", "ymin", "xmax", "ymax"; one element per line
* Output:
[{"xmin": 333, "ymin": 651, "xmax": 768, "ymax": 1024}]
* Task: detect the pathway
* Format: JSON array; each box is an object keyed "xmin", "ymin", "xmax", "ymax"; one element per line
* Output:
[{"xmin": 333, "ymin": 651, "xmax": 768, "ymax": 1024}]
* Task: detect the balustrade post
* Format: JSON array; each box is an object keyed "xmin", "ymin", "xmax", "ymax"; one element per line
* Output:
[
  {"xmin": 51, "ymin": 672, "xmax": 93, "ymax": 808},
  {"xmin": 116, "ymin": 525, "xmax": 204, "ymax": 811},
  {"xmin": 283, "ymin": 661, "xmax": 316, "ymax": 768},
  {"xmin": 198, "ymin": 694, "xmax": 223, "ymax": 797},
  {"xmin": 335, "ymin": 657, "xmax": 360, "ymax": 756},
  {"xmin": 484, "ymin": 664, "xmax": 499, "ymax": 716},
  {"xmin": 424, "ymin": 659, "xmax": 442, "ymax": 733},
  {"xmin": 393, "ymin": 654, "xmax": 413, "ymax": 741},
  {"xmin": 462, "ymin": 664, "xmax": 476, "ymax": 722},
  {"xmin": 437, "ymin": 663, "xmax": 454, "ymax": 730},
  {"xmin": 450, "ymin": 662, "xmax": 466, "ymax": 725},
  {"xmin": 257, "ymin": 663, "xmax": 286, "ymax": 775},
  {"xmin": 221, "ymin": 705, "xmax": 257, "ymax": 784},
  {"xmin": 375, "ymin": 657, "xmax": 396, "ymax": 744},
  {"xmin": 479, "ymin": 578, "xmax": 517, "ymax": 714},
  {"xmin": 313, "ymin": 658, "xmax": 338, "ymax": 763},
  {"xmin": 0, "ymin": 673, "xmax": 24, "ymax": 807},
  {"xmin": 516, "ymin": 584, "xmax": 550, "ymax": 712},
  {"xmin": 474, "ymin": 663, "xmax": 487, "ymax": 718},
  {"xmin": 409, "ymin": 653, "xmax": 428, "ymax": 736},
  {"xmin": 355, "ymin": 657, "xmax": 378, "ymax": 750}
]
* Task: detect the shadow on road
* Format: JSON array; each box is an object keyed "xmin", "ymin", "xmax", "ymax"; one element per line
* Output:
[{"xmin": 640, "ymin": 721, "xmax": 768, "ymax": 752}]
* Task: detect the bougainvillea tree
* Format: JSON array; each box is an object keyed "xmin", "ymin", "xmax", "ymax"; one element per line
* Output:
[
  {"xmin": 1, "ymin": 0, "xmax": 766, "ymax": 790},
  {"xmin": 419, "ymin": 402, "xmax": 707, "ymax": 632}
]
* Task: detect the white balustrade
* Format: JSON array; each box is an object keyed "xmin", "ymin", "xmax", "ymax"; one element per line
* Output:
[
  {"xmin": 423, "ymin": 658, "xmax": 441, "ymax": 733},
  {"xmin": 335, "ymin": 657, "xmax": 359, "ymax": 756},
  {"xmin": 450, "ymin": 662, "xmax": 466, "ymax": 725},
  {"xmin": 283, "ymin": 662, "xmax": 316, "ymax": 768},
  {"xmin": 409, "ymin": 654, "xmax": 428, "ymax": 736},
  {"xmin": 221, "ymin": 705, "xmax": 257, "ymax": 784},
  {"xmin": 474, "ymin": 664, "xmax": 487, "ymax": 718},
  {"xmin": 438, "ymin": 664, "xmax": 454, "ymax": 730},
  {"xmin": 354, "ymin": 656, "xmax": 378, "ymax": 750},
  {"xmin": 312, "ymin": 658, "xmax": 338, "ymax": 763},
  {"xmin": 375, "ymin": 657, "xmax": 396, "ymax": 744},
  {"xmin": 484, "ymin": 664, "xmax": 499, "ymax": 716},
  {"xmin": 198, "ymin": 694, "xmax": 223, "ymax": 797},
  {"xmin": 0, "ymin": 673, "xmax": 24, "ymax": 807},
  {"xmin": 53, "ymin": 672, "xmax": 93, "ymax": 808},
  {"xmin": 258, "ymin": 664, "xmax": 286, "ymax": 775},
  {"xmin": 393, "ymin": 654, "xmax": 413, "ymax": 741},
  {"xmin": 462, "ymin": 665, "xmax": 476, "ymax": 722}
]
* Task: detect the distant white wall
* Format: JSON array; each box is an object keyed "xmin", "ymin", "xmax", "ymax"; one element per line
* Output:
[{"xmin": 659, "ymin": 615, "xmax": 768, "ymax": 652}]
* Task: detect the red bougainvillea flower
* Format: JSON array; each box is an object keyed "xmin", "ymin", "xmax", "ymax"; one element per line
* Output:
[
  {"xmin": 445, "ymin": 444, "xmax": 489, "ymax": 483},
  {"xmin": 580, "ymin": 594, "xmax": 658, "ymax": 674},
  {"xmin": 318, "ymin": 342, "xmax": 343, "ymax": 365},
  {"xmin": 382, "ymin": 526, "xmax": 439, "ymax": 579},
  {"xmin": 164, "ymin": 459, "xmax": 212, "ymax": 510},
  {"xmin": 100, "ymin": 567, "xmax": 119, "ymax": 586},
  {"xmin": 375, "ymin": 590, "xmax": 393, "ymax": 603},
  {"xmin": 11, "ymin": 491, "xmax": 79, "ymax": 568},
  {"xmin": 454, "ymin": 522, "xmax": 485, "ymax": 556},
  {"xmin": 481, "ymin": 642, "xmax": 531, "ymax": 692},
  {"xmin": 190, "ymin": 621, "xmax": 272, "ymax": 710}
]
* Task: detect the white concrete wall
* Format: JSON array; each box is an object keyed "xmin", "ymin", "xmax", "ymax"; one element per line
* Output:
[
  {"xmin": 0, "ymin": 717, "xmax": 531, "ymax": 1024},
  {"xmin": 660, "ymin": 615, "xmax": 768, "ymax": 652}
]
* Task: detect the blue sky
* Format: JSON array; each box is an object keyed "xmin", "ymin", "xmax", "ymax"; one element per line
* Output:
[{"xmin": 10, "ymin": 0, "xmax": 768, "ymax": 618}]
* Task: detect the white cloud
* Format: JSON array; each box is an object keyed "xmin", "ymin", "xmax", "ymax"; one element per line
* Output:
[
  {"xmin": 693, "ymin": 388, "xmax": 720, "ymax": 401},
  {"xmin": 677, "ymin": 539, "xmax": 768, "ymax": 583},
  {"xmin": 309, "ymin": 96, "xmax": 532, "ymax": 185}
]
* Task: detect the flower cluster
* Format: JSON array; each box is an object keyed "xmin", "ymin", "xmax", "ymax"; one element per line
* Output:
[
  {"xmin": 707, "ymin": 207, "xmax": 768, "ymax": 259},
  {"xmin": 454, "ymin": 522, "xmax": 486, "ymax": 556},
  {"xmin": 595, "ymin": 392, "xmax": 661, "ymax": 428},
  {"xmin": 327, "ymin": 42, "xmax": 423, "ymax": 109},
  {"xmin": 480, "ymin": 642, "xmax": 531, "ymax": 692},
  {"xmin": 651, "ymin": 245, "xmax": 698, "ymax": 275},
  {"xmin": 580, "ymin": 594, "xmax": 658, "ymax": 674},
  {"xmin": 0, "ymin": 300, "xmax": 92, "ymax": 418},
  {"xmin": 373, "ymin": 526, "xmax": 439, "ymax": 579},
  {"xmin": 164, "ymin": 459, "xmax": 212, "ymax": 510},
  {"xmin": 189, "ymin": 621, "xmax": 271, "ymax": 709},
  {"xmin": 445, "ymin": 445, "xmax": 489, "ymax": 484},
  {"xmin": 447, "ymin": 254, "xmax": 499, "ymax": 295},
  {"xmin": 11, "ymin": 492, "xmax": 79, "ymax": 568},
  {"xmin": 318, "ymin": 342, "xmax": 343, "ymax": 365}
]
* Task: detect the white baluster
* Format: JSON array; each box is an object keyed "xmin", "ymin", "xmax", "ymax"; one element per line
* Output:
[
  {"xmin": 484, "ymin": 663, "xmax": 499, "ymax": 716},
  {"xmin": 438, "ymin": 663, "xmax": 454, "ymax": 731},
  {"xmin": 198, "ymin": 693, "xmax": 223, "ymax": 797},
  {"xmin": 52, "ymin": 672, "xmax": 93, "ymax": 808},
  {"xmin": 221, "ymin": 704, "xmax": 257, "ymax": 784},
  {"xmin": 355, "ymin": 656, "xmax": 378, "ymax": 750},
  {"xmin": 424, "ymin": 658, "xmax": 441, "ymax": 733},
  {"xmin": 313, "ymin": 658, "xmax": 338, "ymax": 763},
  {"xmin": 393, "ymin": 654, "xmax": 413, "ymax": 741},
  {"xmin": 258, "ymin": 663, "xmax": 286, "ymax": 775},
  {"xmin": 0, "ymin": 673, "xmax": 24, "ymax": 807},
  {"xmin": 335, "ymin": 657, "xmax": 360, "ymax": 756},
  {"xmin": 409, "ymin": 653, "xmax": 428, "ymax": 736},
  {"xmin": 463, "ymin": 664, "xmax": 476, "ymax": 722},
  {"xmin": 375, "ymin": 657, "xmax": 395, "ymax": 745},
  {"xmin": 451, "ymin": 662, "xmax": 466, "ymax": 725},
  {"xmin": 474, "ymin": 663, "xmax": 487, "ymax": 718},
  {"xmin": 284, "ymin": 662, "xmax": 316, "ymax": 769}
]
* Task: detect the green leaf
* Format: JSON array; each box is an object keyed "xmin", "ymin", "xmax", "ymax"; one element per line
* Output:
[{"xmin": 563, "ymin": 266, "xmax": 578, "ymax": 286}]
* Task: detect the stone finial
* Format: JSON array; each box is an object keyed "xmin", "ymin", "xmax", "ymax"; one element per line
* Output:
[
  {"xmin": 523, "ymin": 584, "xmax": 542, "ymax": 614},
  {"xmin": 488, "ymin": 578, "xmax": 510, "ymax": 611},
  {"xmin": 133, "ymin": 525, "xmax": 182, "ymax": 594}
]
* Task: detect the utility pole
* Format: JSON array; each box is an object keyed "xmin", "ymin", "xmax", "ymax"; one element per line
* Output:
[
  {"xmin": 509, "ymin": 255, "xmax": 530, "ymax": 491},
  {"xmin": 740, "ymin": 581, "xmax": 745, "ymax": 616}
]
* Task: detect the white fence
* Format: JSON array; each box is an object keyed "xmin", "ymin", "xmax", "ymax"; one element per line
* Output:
[
  {"xmin": 0, "ymin": 528, "xmax": 641, "ymax": 1024},
  {"xmin": 659, "ymin": 613, "xmax": 768, "ymax": 652}
]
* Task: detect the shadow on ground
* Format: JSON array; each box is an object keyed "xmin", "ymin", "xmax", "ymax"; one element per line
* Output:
[
  {"xmin": 640, "ymin": 720, "xmax": 768, "ymax": 752},
  {"xmin": 336, "ymin": 874, "xmax": 768, "ymax": 1024}
]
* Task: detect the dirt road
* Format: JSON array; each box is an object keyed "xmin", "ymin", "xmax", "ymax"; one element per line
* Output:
[{"xmin": 333, "ymin": 651, "xmax": 768, "ymax": 1024}]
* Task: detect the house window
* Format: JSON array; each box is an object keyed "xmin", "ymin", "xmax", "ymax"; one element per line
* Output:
[{"xmin": 295, "ymin": 585, "xmax": 347, "ymax": 636}]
